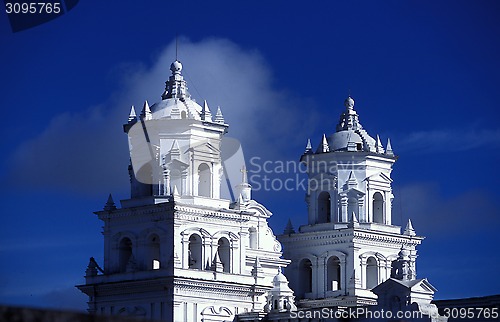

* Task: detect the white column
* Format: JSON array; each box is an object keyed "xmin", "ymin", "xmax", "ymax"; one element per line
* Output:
[
  {"xmin": 181, "ymin": 233, "xmax": 189, "ymax": 269},
  {"xmin": 360, "ymin": 257, "xmax": 367, "ymax": 289}
]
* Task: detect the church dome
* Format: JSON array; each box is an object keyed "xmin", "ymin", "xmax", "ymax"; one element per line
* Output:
[
  {"xmin": 327, "ymin": 96, "xmax": 379, "ymax": 153},
  {"xmin": 329, "ymin": 130, "xmax": 364, "ymax": 151},
  {"xmin": 150, "ymin": 98, "xmax": 203, "ymax": 120}
]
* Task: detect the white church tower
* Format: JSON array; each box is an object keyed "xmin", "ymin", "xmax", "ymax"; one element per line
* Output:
[
  {"xmin": 278, "ymin": 96, "xmax": 423, "ymax": 308},
  {"xmin": 77, "ymin": 60, "xmax": 291, "ymax": 322}
]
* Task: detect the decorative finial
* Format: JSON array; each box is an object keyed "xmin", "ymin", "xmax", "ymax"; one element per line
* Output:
[
  {"xmin": 284, "ymin": 219, "xmax": 295, "ymax": 235},
  {"xmin": 128, "ymin": 105, "xmax": 137, "ymax": 123},
  {"xmin": 304, "ymin": 139, "xmax": 313, "ymax": 154},
  {"xmin": 170, "ymin": 60, "xmax": 183, "ymax": 74},
  {"xmin": 163, "ymin": 59, "xmax": 189, "ymax": 100},
  {"xmin": 201, "ymin": 100, "xmax": 212, "ymax": 121},
  {"xmin": 344, "ymin": 96, "xmax": 355, "ymax": 110},
  {"xmin": 104, "ymin": 194, "xmax": 116, "ymax": 211},
  {"xmin": 346, "ymin": 171, "xmax": 357, "ymax": 189},
  {"xmin": 375, "ymin": 135, "xmax": 384, "ymax": 154},
  {"xmin": 214, "ymin": 106, "xmax": 225, "ymax": 124},
  {"xmin": 240, "ymin": 165, "xmax": 248, "ymax": 184},
  {"xmin": 386, "ymin": 138, "xmax": 394, "ymax": 156},
  {"xmin": 318, "ymin": 134, "xmax": 330, "ymax": 153},
  {"xmin": 404, "ymin": 219, "xmax": 416, "ymax": 236},
  {"xmin": 141, "ymin": 100, "xmax": 152, "ymax": 120},
  {"xmin": 211, "ymin": 252, "xmax": 224, "ymax": 272}
]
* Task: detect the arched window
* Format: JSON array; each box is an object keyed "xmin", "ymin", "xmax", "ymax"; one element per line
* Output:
[
  {"xmin": 119, "ymin": 237, "xmax": 132, "ymax": 272},
  {"xmin": 181, "ymin": 111, "xmax": 187, "ymax": 119},
  {"xmin": 347, "ymin": 197, "xmax": 358, "ymax": 219},
  {"xmin": 217, "ymin": 238, "xmax": 231, "ymax": 273},
  {"xmin": 299, "ymin": 259, "xmax": 313, "ymax": 298},
  {"xmin": 317, "ymin": 191, "xmax": 331, "ymax": 223},
  {"xmin": 248, "ymin": 227, "xmax": 257, "ymax": 249},
  {"xmin": 198, "ymin": 163, "xmax": 211, "ymax": 197},
  {"xmin": 373, "ymin": 192, "xmax": 384, "ymax": 224},
  {"xmin": 327, "ymin": 256, "xmax": 341, "ymax": 291},
  {"xmin": 148, "ymin": 234, "xmax": 160, "ymax": 270},
  {"xmin": 366, "ymin": 257, "xmax": 378, "ymax": 289},
  {"xmin": 188, "ymin": 234, "xmax": 202, "ymax": 269}
]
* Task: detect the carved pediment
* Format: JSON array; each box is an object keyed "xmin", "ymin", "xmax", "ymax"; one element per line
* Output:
[
  {"xmin": 167, "ymin": 158, "xmax": 189, "ymax": 170},
  {"xmin": 201, "ymin": 306, "xmax": 233, "ymax": 322},
  {"xmin": 191, "ymin": 141, "xmax": 220, "ymax": 154},
  {"xmin": 339, "ymin": 187, "xmax": 365, "ymax": 197},
  {"xmin": 372, "ymin": 278, "xmax": 437, "ymax": 296},
  {"xmin": 364, "ymin": 172, "xmax": 393, "ymax": 183}
]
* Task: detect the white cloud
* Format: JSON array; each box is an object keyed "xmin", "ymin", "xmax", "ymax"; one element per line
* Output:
[
  {"xmin": 7, "ymin": 37, "xmax": 319, "ymax": 195},
  {"xmin": 392, "ymin": 182, "xmax": 500, "ymax": 235},
  {"xmin": 395, "ymin": 128, "xmax": 500, "ymax": 154}
]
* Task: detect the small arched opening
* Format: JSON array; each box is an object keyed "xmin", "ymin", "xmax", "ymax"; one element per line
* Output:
[
  {"xmin": 298, "ymin": 259, "xmax": 313, "ymax": 298},
  {"xmin": 373, "ymin": 192, "xmax": 384, "ymax": 223},
  {"xmin": 217, "ymin": 237, "xmax": 231, "ymax": 273},
  {"xmin": 248, "ymin": 227, "xmax": 257, "ymax": 249},
  {"xmin": 317, "ymin": 191, "xmax": 331, "ymax": 223},
  {"xmin": 198, "ymin": 163, "xmax": 211, "ymax": 197},
  {"xmin": 119, "ymin": 237, "xmax": 133, "ymax": 272},
  {"xmin": 366, "ymin": 257, "xmax": 379, "ymax": 289},
  {"xmin": 188, "ymin": 234, "xmax": 202, "ymax": 269},
  {"xmin": 148, "ymin": 234, "xmax": 161, "ymax": 270},
  {"xmin": 327, "ymin": 256, "xmax": 341, "ymax": 291}
]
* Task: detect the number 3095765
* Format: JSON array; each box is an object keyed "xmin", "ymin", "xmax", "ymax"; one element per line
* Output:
[{"xmin": 5, "ymin": 2, "xmax": 61, "ymax": 14}]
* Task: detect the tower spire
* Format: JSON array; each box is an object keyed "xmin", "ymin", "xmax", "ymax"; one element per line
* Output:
[{"xmin": 175, "ymin": 34, "xmax": 178, "ymax": 61}]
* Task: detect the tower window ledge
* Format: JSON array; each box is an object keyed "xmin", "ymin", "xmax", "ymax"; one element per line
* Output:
[
  {"xmin": 325, "ymin": 290, "xmax": 344, "ymax": 298},
  {"xmin": 299, "ymin": 223, "xmax": 349, "ymax": 233},
  {"xmin": 357, "ymin": 222, "xmax": 401, "ymax": 234}
]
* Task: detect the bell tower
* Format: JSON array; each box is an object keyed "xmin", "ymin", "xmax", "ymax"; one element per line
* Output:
[
  {"xmin": 278, "ymin": 96, "xmax": 423, "ymax": 307},
  {"xmin": 124, "ymin": 60, "xmax": 228, "ymax": 205},
  {"xmin": 77, "ymin": 60, "xmax": 291, "ymax": 322}
]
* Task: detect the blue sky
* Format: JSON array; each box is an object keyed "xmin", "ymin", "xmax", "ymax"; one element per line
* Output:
[{"xmin": 0, "ymin": 0, "xmax": 499, "ymax": 310}]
